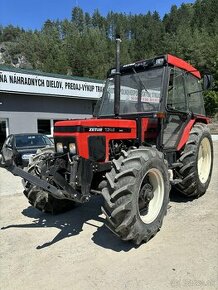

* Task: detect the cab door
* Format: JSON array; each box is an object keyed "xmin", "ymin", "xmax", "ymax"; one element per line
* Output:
[{"xmin": 163, "ymin": 67, "xmax": 190, "ymax": 149}]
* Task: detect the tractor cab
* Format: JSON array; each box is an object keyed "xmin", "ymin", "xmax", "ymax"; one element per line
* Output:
[{"xmin": 94, "ymin": 53, "xmax": 208, "ymax": 152}]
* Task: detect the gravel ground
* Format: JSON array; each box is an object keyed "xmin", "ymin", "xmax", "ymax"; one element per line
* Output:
[
  {"xmin": 212, "ymin": 135, "xmax": 218, "ymax": 141},
  {"xmin": 0, "ymin": 143, "xmax": 218, "ymax": 290}
]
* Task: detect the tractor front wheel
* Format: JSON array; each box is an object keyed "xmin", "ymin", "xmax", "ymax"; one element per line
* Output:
[{"xmin": 102, "ymin": 147, "xmax": 170, "ymax": 245}]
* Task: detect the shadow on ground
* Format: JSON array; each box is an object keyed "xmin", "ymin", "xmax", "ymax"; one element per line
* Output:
[
  {"xmin": 169, "ymin": 189, "xmax": 195, "ymax": 203},
  {"xmin": 1, "ymin": 190, "xmax": 193, "ymax": 251},
  {"xmin": 1, "ymin": 195, "xmax": 134, "ymax": 252}
]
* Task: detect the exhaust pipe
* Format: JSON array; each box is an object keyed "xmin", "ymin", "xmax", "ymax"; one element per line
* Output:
[{"xmin": 114, "ymin": 35, "xmax": 121, "ymax": 117}]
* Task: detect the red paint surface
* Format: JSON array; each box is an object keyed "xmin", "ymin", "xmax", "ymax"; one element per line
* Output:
[
  {"xmin": 142, "ymin": 118, "xmax": 158, "ymax": 140},
  {"xmin": 54, "ymin": 119, "xmax": 137, "ymax": 160},
  {"xmin": 195, "ymin": 115, "xmax": 209, "ymax": 124},
  {"xmin": 167, "ymin": 54, "xmax": 201, "ymax": 79},
  {"xmin": 177, "ymin": 119, "xmax": 195, "ymax": 150},
  {"xmin": 141, "ymin": 118, "xmax": 149, "ymax": 141}
]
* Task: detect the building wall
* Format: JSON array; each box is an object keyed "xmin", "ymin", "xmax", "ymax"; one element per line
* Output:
[{"xmin": 0, "ymin": 92, "xmax": 95, "ymax": 136}]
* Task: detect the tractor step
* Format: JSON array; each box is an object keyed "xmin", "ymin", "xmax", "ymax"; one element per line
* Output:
[
  {"xmin": 170, "ymin": 162, "xmax": 183, "ymax": 169},
  {"xmin": 170, "ymin": 178, "xmax": 182, "ymax": 185}
]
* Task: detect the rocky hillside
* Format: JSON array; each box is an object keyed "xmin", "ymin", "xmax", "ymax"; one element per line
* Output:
[{"xmin": 0, "ymin": 42, "xmax": 32, "ymax": 69}]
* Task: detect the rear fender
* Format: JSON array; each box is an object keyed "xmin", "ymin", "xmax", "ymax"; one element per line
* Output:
[{"xmin": 177, "ymin": 117, "xmax": 209, "ymax": 151}]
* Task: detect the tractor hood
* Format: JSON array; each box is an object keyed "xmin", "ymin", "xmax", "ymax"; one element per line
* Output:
[
  {"xmin": 53, "ymin": 118, "xmax": 137, "ymax": 161},
  {"xmin": 54, "ymin": 118, "xmax": 136, "ymax": 134}
]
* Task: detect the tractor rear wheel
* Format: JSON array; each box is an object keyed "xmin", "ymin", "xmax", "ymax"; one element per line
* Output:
[
  {"xmin": 175, "ymin": 123, "xmax": 213, "ymax": 197},
  {"xmin": 23, "ymin": 148, "xmax": 75, "ymax": 214},
  {"xmin": 102, "ymin": 147, "xmax": 170, "ymax": 245}
]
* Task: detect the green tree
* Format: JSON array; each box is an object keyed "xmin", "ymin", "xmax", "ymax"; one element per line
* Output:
[
  {"xmin": 1, "ymin": 0, "xmax": 217, "ymax": 88},
  {"xmin": 204, "ymin": 91, "xmax": 218, "ymax": 116},
  {"xmin": 71, "ymin": 7, "xmax": 85, "ymax": 32}
]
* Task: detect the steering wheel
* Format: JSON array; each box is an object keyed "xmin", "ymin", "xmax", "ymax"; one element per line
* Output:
[{"xmin": 137, "ymin": 102, "xmax": 157, "ymax": 112}]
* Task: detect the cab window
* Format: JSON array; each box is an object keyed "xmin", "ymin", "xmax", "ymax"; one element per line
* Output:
[
  {"xmin": 167, "ymin": 68, "xmax": 188, "ymax": 112},
  {"xmin": 186, "ymin": 74, "xmax": 205, "ymax": 115}
]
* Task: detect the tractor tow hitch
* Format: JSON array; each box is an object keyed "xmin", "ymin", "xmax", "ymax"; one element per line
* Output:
[{"xmin": 0, "ymin": 158, "xmax": 85, "ymax": 203}]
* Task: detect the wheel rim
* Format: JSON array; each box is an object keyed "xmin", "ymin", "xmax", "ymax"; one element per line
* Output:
[
  {"xmin": 198, "ymin": 137, "xmax": 212, "ymax": 184},
  {"xmin": 138, "ymin": 168, "xmax": 164, "ymax": 224}
]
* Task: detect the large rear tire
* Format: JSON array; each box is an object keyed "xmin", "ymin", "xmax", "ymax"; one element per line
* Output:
[
  {"xmin": 102, "ymin": 147, "xmax": 170, "ymax": 245},
  {"xmin": 23, "ymin": 148, "xmax": 75, "ymax": 214},
  {"xmin": 175, "ymin": 123, "xmax": 213, "ymax": 198}
]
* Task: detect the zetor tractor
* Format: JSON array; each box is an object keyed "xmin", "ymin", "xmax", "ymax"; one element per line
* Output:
[{"xmin": 1, "ymin": 38, "xmax": 214, "ymax": 245}]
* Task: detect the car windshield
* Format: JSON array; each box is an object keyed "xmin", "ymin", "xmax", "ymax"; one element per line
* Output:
[
  {"xmin": 15, "ymin": 135, "xmax": 53, "ymax": 148},
  {"xmin": 95, "ymin": 67, "xmax": 163, "ymax": 116}
]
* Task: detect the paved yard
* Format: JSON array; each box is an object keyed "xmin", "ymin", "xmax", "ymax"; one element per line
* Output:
[{"xmin": 0, "ymin": 143, "xmax": 218, "ymax": 290}]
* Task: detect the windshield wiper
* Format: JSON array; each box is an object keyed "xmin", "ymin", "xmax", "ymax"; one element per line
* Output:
[{"xmin": 132, "ymin": 67, "xmax": 151, "ymax": 98}]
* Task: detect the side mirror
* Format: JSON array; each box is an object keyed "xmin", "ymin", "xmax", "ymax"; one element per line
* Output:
[{"xmin": 203, "ymin": 74, "xmax": 214, "ymax": 90}]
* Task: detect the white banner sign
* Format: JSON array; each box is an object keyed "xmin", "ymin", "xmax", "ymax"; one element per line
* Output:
[
  {"xmin": 0, "ymin": 70, "xmax": 104, "ymax": 99},
  {"xmin": 108, "ymin": 85, "xmax": 160, "ymax": 103}
]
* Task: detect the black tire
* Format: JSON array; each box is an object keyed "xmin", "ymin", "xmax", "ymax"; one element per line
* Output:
[
  {"xmin": 23, "ymin": 149, "xmax": 75, "ymax": 214},
  {"xmin": 101, "ymin": 147, "xmax": 170, "ymax": 245},
  {"xmin": 175, "ymin": 123, "xmax": 213, "ymax": 198}
]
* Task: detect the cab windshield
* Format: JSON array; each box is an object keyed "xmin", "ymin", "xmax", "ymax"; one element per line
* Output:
[{"xmin": 95, "ymin": 67, "xmax": 163, "ymax": 116}]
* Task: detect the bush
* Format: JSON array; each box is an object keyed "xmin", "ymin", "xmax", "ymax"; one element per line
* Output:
[{"xmin": 204, "ymin": 91, "xmax": 218, "ymax": 117}]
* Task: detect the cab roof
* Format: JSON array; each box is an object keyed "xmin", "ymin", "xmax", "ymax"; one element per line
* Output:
[
  {"xmin": 167, "ymin": 54, "xmax": 201, "ymax": 79},
  {"xmin": 118, "ymin": 54, "xmax": 201, "ymax": 79}
]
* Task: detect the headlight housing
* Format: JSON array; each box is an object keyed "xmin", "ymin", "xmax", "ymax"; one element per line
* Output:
[
  {"xmin": 69, "ymin": 143, "xmax": 76, "ymax": 154},
  {"xmin": 56, "ymin": 142, "xmax": 64, "ymax": 153}
]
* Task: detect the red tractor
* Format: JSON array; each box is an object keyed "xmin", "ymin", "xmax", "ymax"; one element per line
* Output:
[{"xmin": 1, "ymin": 38, "xmax": 214, "ymax": 245}]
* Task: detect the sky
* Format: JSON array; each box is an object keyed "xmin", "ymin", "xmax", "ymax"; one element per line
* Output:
[{"xmin": 0, "ymin": 0, "xmax": 195, "ymax": 30}]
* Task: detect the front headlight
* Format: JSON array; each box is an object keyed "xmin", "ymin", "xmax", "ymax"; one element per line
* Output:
[
  {"xmin": 56, "ymin": 142, "xmax": 64, "ymax": 153},
  {"xmin": 69, "ymin": 143, "xmax": 76, "ymax": 154}
]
